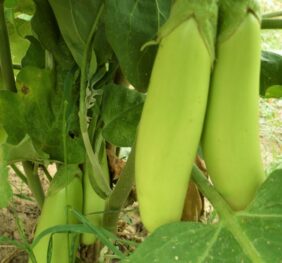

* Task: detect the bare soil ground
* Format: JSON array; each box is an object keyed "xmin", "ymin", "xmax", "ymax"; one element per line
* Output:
[{"xmin": 0, "ymin": 166, "xmax": 51, "ymax": 263}]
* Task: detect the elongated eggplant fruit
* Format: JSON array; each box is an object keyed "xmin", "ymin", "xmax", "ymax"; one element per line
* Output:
[
  {"xmin": 202, "ymin": 2, "xmax": 265, "ymax": 210},
  {"xmin": 81, "ymin": 140, "xmax": 109, "ymax": 245},
  {"xmin": 135, "ymin": 0, "xmax": 217, "ymax": 232},
  {"xmin": 29, "ymin": 171, "xmax": 82, "ymax": 263}
]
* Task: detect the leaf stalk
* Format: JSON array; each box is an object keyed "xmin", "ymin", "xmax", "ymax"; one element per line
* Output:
[{"xmin": 192, "ymin": 165, "xmax": 263, "ymax": 263}]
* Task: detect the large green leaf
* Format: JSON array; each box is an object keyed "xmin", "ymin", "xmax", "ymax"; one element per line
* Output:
[
  {"xmin": 105, "ymin": 0, "xmax": 171, "ymax": 92},
  {"xmin": 125, "ymin": 169, "xmax": 282, "ymax": 262},
  {"xmin": 16, "ymin": 67, "xmax": 55, "ymax": 142},
  {"xmin": 31, "ymin": 0, "xmax": 74, "ymax": 69},
  {"xmin": 2, "ymin": 135, "xmax": 49, "ymax": 163},
  {"xmin": 21, "ymin": 36, "xmax": 45, "ymax": 68},
  {"xmin": 263, "ymin": 85, "xmax": 282, "ymax": 98},
  {"xmin": 260, "ymin": 51, "xmax": 282, "ymax": 98},
  {"xmin": 31, "ymin": 0, "xmax": 59, "ymax": 51},
  {"xmin": 4, "ymin": 0, "xmax": 34, "ymax": 14},
  {"xmin": 93, "ymin": 24, "xmax": 113, "ymax": 66},
  {"xmin": 48, "ymin": 0, "xmax": 103, "ymax": 69},
  {"xmin": 5, "ymin": 12, "xmax": 31, "ymax": 65},
  {"xmin": 16, "ymin": 66, "xmax": 85, "ymax": 163},
  {"xmin": 101, "ymin": 84, "xmax": 145, "ymax": 147},
  {"xmin": 103, "ymin": 104, "xmax": 144, "ymax": 147},
  {"xmin": 0, "ymin": 90, "xmax": 25, "ymax": 144}
]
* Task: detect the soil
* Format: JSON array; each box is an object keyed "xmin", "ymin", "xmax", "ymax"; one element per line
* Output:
[
  {"xmin": 0, "ymin": 170, "xmax": 39, "ymax": 263},
  {"xmin": 0, "ymin": 166, "xmax": 52, "ymax": 263}
]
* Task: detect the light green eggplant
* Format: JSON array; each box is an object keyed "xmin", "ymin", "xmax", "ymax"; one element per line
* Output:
[
  {"xmin": 81, "ymin": 140, "xmax": 109, "ymax": 245},
  {"xmin": 202, "ymin": 0, "xmax": 265, "ymax": 210},
  {"xmin": 135, "ymin": 0, "xmax": 217, "ymax": 232},
  {"xmin": 29, "ymin": 165, "xmax": 82, "ymax": 263}
]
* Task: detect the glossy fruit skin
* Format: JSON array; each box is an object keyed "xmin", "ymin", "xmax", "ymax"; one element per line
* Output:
[
  {"xmin": 135, "ymin": 18, "xmax": 212, "ymax": 232},
  {"xmin": 81, "ymin": 142, "xmax": 109, "ymax": 245},
  {"xmin": 29, "ymin": 176, "xmax": 82, "ymax": 263},
  {"xmin": 202, "ymin": 14, "xmax": 265, "ymax": 210}
]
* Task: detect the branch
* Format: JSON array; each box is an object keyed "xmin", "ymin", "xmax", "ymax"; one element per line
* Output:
[
  {"xmin": 103, "ymin": 146, "xmax": 135, "ymax": 232},
  {"xmin": 78, "ymin": 3, "xmax": 111, "ymax": 198},
  {"xmin": 22, "ymin": 161, "xmax": 45, "ymax": 209},
  {"xmin": 0, "ymin": 1, "xmax": 16, "ymax": 91},
  {"xmin": 10, "ymin": 164, "xmax": 28, "ymax": 185},
  {"xmin": 261, "ymin": 18, "xmax": 282, "ymax": 29},
  {"xmin": 192, "ymin": 165, "xmax": 263, "ymax": 263},
  {"xmin": 263, "ymin": 11, "xmax": 282, "ymax": 19}
]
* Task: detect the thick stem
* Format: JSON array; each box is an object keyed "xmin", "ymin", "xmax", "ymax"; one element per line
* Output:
[
  {"xmin": 78, "ymin": 3, "xmax": 111, "ymax": 198},
  {"xmin": 192, "ymin": 165, "xmax": 234, "ymax": 218},
  {"xmin": 261, "ymin": 18, "xmax": 282, "ymax": 29},
  {"xmin": 103, "ymin": 146, "xmax": 135, "ymax": 232},
  {"xmin": 0, "ymin": 1, "xmax": 16, "ymax": 92},
  {"xmin": 13, "ymin": 64, "xmax": 22, "ymax": 70},
  {"xmin": 10, "ymin": 164, "xmax": 28, "ymax": 185},
  {"xmin": 192, "ymin": 165, "xmax": 263, "ymax": 263},
  {"xmin": 263, "ymin": 11, "xmax": 282, "ymax": 19},
  {"xmin": 40, "ymin": 164, "xmax": 53, "ymax": 182},
  {"xmin": 22, "ymin": 161, "xmax": 45, "ymax": 209}
]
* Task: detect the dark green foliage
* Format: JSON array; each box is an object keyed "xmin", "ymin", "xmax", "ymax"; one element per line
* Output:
[{"xmin": 260, "ymin": 51, "xmax": 282, "ymax": 98}]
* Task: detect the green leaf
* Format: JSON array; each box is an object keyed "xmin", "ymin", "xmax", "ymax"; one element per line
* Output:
[
  {"xmin": 4, "ymin": 3, "xmax": 33, "ymax": 65},
  {"xmin": 4, "ymin": 0, "xmax": 34, "ymax": 14},
  {"xmin": 31, "ymin": 0, "xmax": 59, "ymax": 51},
  {"xmin": 0, "ymin": 235, "xmax": 28, "ymax": 250},
  {"xmin": 125, "ymin": 170, "xmax": 282, "ymax": 262},
  {"xmin": 7, "ymin": 17, "xmax": 30, "ymax": 65},
  {"xmin": 16, "ymin": 67, "xmax": 55, "ymax": 147},
  {"xmin": 101, "ymin": 84, "xmax": 145, "ymax": 147},
  {"xmin": 16, "ymin": 66, "xmax": 85, "ymax": 163},
  {"xmin": 70, "ymin": 208, "xmax": 125, "ymax": 259},
  {"xmin": 0, "ymin": 126, "xmax": 8, "ymax": 144},
  {"xmin": 0, "ymin": 90, "xmax": 25, "ymax": 144},
  {"xmin": 31, "ymin": 222, "xmax": 124, "ymax": 260},
  {"xmin": 102, "ymin": 84, "xmax": 145, "ymax": 124},
  {"xmin": 3, "ymin": 135, "xmax": 49, "ymax": 163},
  {"xmin": 93, "ymin": 24, "xmax": 113, "ymax": 66},
  {"xmin": 103, "ymin": 103, "xmax": 144, "ymax": 147},
  {"xmin": 264, "ymin": 85, "xmax": 282, "ymax": 98},
  {"xmin": 104, "ymin": 0, "xmax": 171, "ymax": 92},
  {"xmin": 260, "ymin": 51, "xmax": 282, "ymax": 98},
  {"xmin": 31, "ymin": 0, "xmax": 74, "ymax": 69},
  {"xmin": 21, "ymin": 36, "xmax": 45, "ymax": 68},
  {"xmin": 48, "ymin": 0, "xmax": 103, "ymax": 69},
  {"xmin": 4, "ymin": 0, "xmax": 18, "ymax": 8}
]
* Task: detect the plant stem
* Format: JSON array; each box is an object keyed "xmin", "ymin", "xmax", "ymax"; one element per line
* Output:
[
  {"xmin": 40, "ymin": 164, "xmax": 53, "ymax": 182},
  {"xmin": 0, "ymin": 0, "xmax": 16, "ymax": 92},
  {"xmin": 79, "ymin": 3, "xmax": 111, "ymax": 198},
  {"xmin": 103, "ymin": 146, "xmax": 135, "ymax": 232},
  {"xmin": 13, "ymin": 64, "xmax": 22, "ymax": 70},
  {"xmin": 22, "ymin": 161, "xmax": 45, "ymax": 209},
  {"xmin": 10, "ymin": 164, "xmax": 28, "ymax": 185},
  {"xmin": 263, "ymin": 10, "xmax": 282, "ymax": 19},
  {"xmin": 192, "ymin": 165, "xmax": 263, "ymax": 263},
  {"xmin": 261, "ymin": 18, "xmax": 282, "ymax": 29}
]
